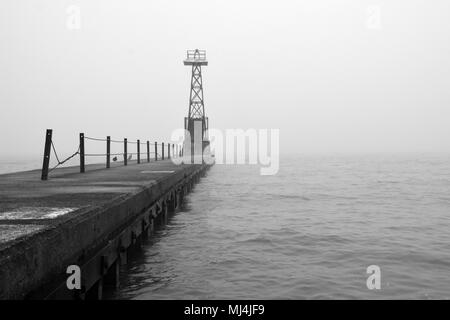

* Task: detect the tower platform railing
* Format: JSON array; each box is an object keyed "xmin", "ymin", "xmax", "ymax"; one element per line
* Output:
[{"xmin": 184, "ymin": 49, "xmax": 208, "ymax": 65}]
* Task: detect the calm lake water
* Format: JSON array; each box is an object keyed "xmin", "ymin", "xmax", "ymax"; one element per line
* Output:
[
  {"xmin": 107, "ymin": 154, "xmax": 450, "ymax": 299},
  {"xmin": 2, "ymin": 154, "xmax": 450, "ymax": 299}
]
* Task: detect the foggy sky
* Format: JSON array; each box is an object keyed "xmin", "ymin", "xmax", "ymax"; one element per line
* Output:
[{"xmin": 1, "ymin": 0, "xmax": 449, "ymax": 157}]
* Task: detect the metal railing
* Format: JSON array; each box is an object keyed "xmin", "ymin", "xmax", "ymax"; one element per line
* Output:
[
  {"xmin": 41, "ymin": 129, "xmax": 183, "ymax": 180},
  {"xmin": 185, "ymin": 49, "xmax": 206, "ymax": 61}
]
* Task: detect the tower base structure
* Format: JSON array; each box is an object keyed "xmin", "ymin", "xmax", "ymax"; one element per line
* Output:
[{"xmin": 184, "ymin": 118, "xmax": 210, "ymax": 164}]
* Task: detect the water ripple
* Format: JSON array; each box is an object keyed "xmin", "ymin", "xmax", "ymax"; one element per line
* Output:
[{"xmin": 110, "ymin": 155, "xmax": 450, "ymax": 300}]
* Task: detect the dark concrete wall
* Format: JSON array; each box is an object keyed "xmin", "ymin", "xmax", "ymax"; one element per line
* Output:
[{"xmin": 0, "ymin": 164, "xmax": 209, "ymax": 299}]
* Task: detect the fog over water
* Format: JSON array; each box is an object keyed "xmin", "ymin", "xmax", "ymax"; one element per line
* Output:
[{"xmin": 1, "ymin": 0, "xmax": 450, "ymax": 159}]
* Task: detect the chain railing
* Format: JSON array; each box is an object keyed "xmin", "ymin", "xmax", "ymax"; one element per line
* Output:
[{"xmin": 41, "ymin": 129, "xmax": 183, "ymax": 180}]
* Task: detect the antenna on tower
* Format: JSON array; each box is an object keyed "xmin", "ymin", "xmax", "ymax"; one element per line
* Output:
[{"xmin": 183, "ymin": 49, "xmax": 209, "ymax": 163}]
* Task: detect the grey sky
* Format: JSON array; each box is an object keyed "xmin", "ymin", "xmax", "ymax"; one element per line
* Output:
[{"xmin": 1, "ymin": 0, "xmax": 449, "ymax": 157}]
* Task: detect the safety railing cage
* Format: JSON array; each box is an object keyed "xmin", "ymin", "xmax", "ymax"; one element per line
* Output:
[{"xmin": 185, "ymin": 50, "xmax": 207, "ymax": 61}]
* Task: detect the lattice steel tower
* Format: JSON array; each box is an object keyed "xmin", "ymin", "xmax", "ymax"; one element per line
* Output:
[{"xmin": 183, "ymin": 49, "xmax": 209, "ymax": 161}]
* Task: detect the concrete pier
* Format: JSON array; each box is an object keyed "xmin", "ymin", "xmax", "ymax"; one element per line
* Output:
[{"xmin": 0, "ymin": 160, "xmax": 211, "ymax": 299}]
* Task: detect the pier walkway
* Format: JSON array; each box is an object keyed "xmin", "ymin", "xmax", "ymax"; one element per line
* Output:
[{"xmin": 0, "ymin": 159, "xmax": 211, "ymax": 299}]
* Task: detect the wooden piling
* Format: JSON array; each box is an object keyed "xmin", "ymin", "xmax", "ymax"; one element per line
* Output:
[{"xmin": 103, "ymin": 260, "xmax": 120, "ymax": 289}]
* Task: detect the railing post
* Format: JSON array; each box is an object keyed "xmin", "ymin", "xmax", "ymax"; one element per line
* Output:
[
  {"xmin": 106, "ymin": 136, "xmax": 111, "ymax": 168},
  {"xmin": 147, "ymin": 141, "xmax": 150, "ymax": 162},
  {"xmin": 41, "ymin": 129, "xmax": 52, "ymax": 181},
  {"xmin": 162, "ymin": 142, "xmax": 165, "ymax": 160},
  {"xmin": 168, "ymin": 143, "xmax": 171, "ymax": 159},
  {"xmin": 137, "ymin": 139, "xmax": 141, "ymax": 164},
  {"xmin": 154, "ymin": 142, "xmax": 158, "ymax": 161},
  {"xmin": 124, "ymin": 138, "xmax": 128, "ymax": 166},
  {"xmin": 79, "ymin": 133, "xmax": 85, "ymax": 173}
]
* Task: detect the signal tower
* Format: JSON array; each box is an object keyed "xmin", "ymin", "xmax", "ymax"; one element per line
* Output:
[{"xmin": 183, "ymin": 49, "xmax": 209, "ymax": 162}]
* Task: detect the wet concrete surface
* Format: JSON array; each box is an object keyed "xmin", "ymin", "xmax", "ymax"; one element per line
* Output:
[
  {"xmin": 0, "ymin": 225, "xmax": 45, "ymax": 243},
  {"xmin": 0, "ymin": 159, "xmax": 191, "ymax": 244}
]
